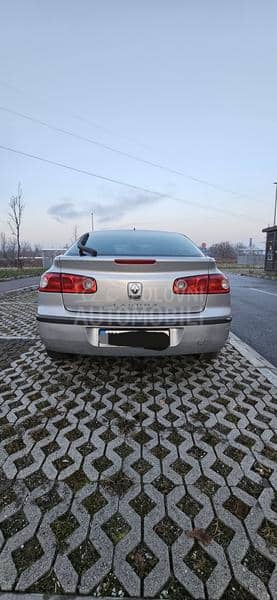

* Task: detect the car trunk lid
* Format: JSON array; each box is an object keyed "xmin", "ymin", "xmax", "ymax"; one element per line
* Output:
[{"xmin": 56, "ymin": 255, "xmax": 212, "ymax": 314}]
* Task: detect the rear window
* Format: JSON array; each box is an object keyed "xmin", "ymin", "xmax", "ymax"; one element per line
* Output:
[{"xmin": 66, "ymin": 230, "xmax": 203, "ymax": 257}]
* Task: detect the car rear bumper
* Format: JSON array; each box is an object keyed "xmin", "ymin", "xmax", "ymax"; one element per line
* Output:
[{"xmin": 37, "ymin": 315, "xmax": 231, "ymax": 356}]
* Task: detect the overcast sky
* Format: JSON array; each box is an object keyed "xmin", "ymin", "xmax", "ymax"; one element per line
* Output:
[{"xmin": 0, "ymin": 0, "xmax": 276, "ymax": 248}]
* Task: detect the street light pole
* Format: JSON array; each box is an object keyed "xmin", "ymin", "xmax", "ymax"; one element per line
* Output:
[
  {"xmin": 274, "ymin": 183, "xmax": 277, "ymax": 226},
  {"xmin": 91, "ymin": 210, "xmax": 94, "ymax": 231}
]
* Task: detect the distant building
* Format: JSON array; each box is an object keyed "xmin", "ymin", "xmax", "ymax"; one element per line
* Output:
[
  {"xmin": 237, "ymin": 252, "xmax": 265, "ymax": 267},
  {"xmin": 236, "ymin": 237, "xmax": 265, "ymax": 267},
  {"xmin": 262, "ymin": 225, "xmax": 277, "ymax": 273},
  {"xmin": 42, "ymin": 249, "xmax": 66, "ymax": 270}
]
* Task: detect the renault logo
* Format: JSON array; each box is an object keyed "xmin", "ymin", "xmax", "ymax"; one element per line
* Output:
[{"xmin": 128, "ymin": 282, "xmax": 142, "ymax": 299}]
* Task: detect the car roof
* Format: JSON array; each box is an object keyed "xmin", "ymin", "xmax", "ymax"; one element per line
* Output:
[{"xmin": 87, "ymin": 229, "xmax": 188, "ymax": 237}]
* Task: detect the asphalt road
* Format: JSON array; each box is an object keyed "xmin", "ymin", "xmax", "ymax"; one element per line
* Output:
[
  {"xmin": 229, "ymin": 273, "xmax": 277, "ymax": 367},
  {"xmin": 0, "ymin": 273, "xmax": 276, "ymax": 367},
  {"xmin": 0, "ymin": 275, "xmax": 40, "ymax": 294}
]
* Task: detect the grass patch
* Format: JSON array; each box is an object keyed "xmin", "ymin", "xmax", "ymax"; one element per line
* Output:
[
  {"xmin": 158, "ymin": 576, "xmax": 192, "ymax": 599},
  {"xmin": 69, "ymin": 540, "xmax": 100, "ymax": 575},
  {"xmin": 130, "ymin": 491, "xmax": 155, "ymax": 516},
  {"xmin": 127, "ymin": 542, "xmax": 158, "ymax": 578},
  {"xmin": 177, "ymin": 494, "xmax": 202, "ymax": 519},
  {"xmin": 0, "ymin": 267, "xmax": 42, "ymax": 280},
  {"xmin": 51, "ymin": 512, "xmax": 78, "ymax": 552},
  {"xmin": 243, "ymin": 544, "xmax": 274, "ymax": 585},
  {"xmin": 258, "ymin": 519, "xmax": 277, "ymax": 548},
  {"xmin": 12, "ymin": 536, "xmax": 44, "ymax": 575},
  {"xmin": 27, "ymin": 570, "xmax": 64, "ymax": 594},
  {"xmin": 184, "ymin": 542, "xmax": 216, "ymax": 582},
  {"xmin": 92, "ymin": 571, "xmax": 127, "ymax": 597},
  {"xmin": 1, "ymin": 510, "xmax": 28, "ymax": 539},
  {"xmin": 83, "ymin": 490, "xmax": 108, "ymax": 516},
  {"xmin": 102, "ymin": 512, "xmax": 131, "ymax": 544},
  {"xmin": 224, "ymin": 495, "xmax": 250, "ymax": 520},
  {"xmin": 154, "ymin": 516, "xmax": 182, "ymax": 545},
  {"xmin": 64, "ymin": 469, "xmax": 89, "ymax": 492},
  {"xmin": 100, "ymin": 470, "xmax": 133, "ymax": 497},
  {"xmin": 206, "ymin": 518, "xmax": 234, "ymax": 549}
]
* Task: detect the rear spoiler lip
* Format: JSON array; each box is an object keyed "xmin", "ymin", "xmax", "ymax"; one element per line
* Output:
[
  {"xmin": 53, "ymin": 255, "xmax": 214, "ymax": 271},
  {"xmin": 55, "ymin": 255, "xmax": 211, "ymax": 262}
]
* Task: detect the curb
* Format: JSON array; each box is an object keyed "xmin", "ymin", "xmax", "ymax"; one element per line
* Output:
[
  {"xmin": 239, "ymin": 272, "xmax": 277, "ymax": 280},
  {"xmin": 0, "ymin": 274, "xmax": 42, "ymax": 282},
  {"xmin": 0, "ymin": 285, "xmax": 38, "ymax": 296},
  {"xmin": 229, "ymin": 332, "xmax": 277, "ymax": 387}
]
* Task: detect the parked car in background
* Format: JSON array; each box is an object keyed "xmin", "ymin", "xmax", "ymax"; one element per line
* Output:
[{"xmin": 37, "ymin": 229, "xmax": 231, "ymax": 358}]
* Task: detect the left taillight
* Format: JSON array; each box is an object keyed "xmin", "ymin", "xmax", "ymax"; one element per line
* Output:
[
  {"xmin": 39, "ymin": 272, "xmax": 97, "ymax": 294},
  {"xmin": 39, "ymin": 272, "xmax": 61, "ymax": 292}
]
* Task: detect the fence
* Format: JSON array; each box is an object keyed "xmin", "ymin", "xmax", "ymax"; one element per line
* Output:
[
  {"xmin": 237, "ymin": 254, "xmax": 265, "ymax": 267},
  {"xmin": 0, "ymin": 257, "xmax": 43, "ymax": 267}
]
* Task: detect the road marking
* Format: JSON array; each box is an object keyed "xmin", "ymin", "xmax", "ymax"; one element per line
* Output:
[
  {"xmin": 0, "ymin": 284, "xmax": 38, "ymax": 295},
  {"xmin": 250, "ymin": 287, "xmax": 277, "ymax": 297},
  {"xmin": 0, "ymin": 336, "xmax": 37, "ymax": 340}
]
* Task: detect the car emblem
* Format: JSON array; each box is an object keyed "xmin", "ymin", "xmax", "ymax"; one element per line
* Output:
[{"xmin": 128, "ymin": 282, "xmax": 143, "ymax": 299}]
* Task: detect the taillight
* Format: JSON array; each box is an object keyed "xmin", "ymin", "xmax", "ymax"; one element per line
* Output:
[
  {"xmin": 173, "ymin": 275, "xmax": 209, "ymax": 294},
  {"xmin": 208, "ymin": 274, "xmax": 230, "ymax": 293},
  {"xmin": 39, "ymin": 272, "xmax": 61, "ymax": 292},
  {"xmin": 61, "ymin": 274, "xmax": 97, "ymax": 293},
  {"xmin": 39, "ymin": 272, "xmax": 97, "ymax": 294},
  {"xmin": 173, "ymin": 274, "xmax": 230, "ymax": 294}
]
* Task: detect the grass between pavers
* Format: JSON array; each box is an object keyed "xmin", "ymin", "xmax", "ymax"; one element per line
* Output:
[
  {"xmin": 0, "ymin": 322, "xmax": 276, "ymax": 598},
  {"xmin": 0, "ymin": 266, "xmax": 43, "ymax": 280}
]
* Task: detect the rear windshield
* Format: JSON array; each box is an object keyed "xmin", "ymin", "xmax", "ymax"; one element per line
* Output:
[{"xmin": 66, "ymin": 230, "xmax": 203, "ymax": 257}]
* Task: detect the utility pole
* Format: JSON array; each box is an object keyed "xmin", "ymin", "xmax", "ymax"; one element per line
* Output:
[
  {"xmin": 91, "ymin": 210, "xmax": 94, "ymax": 231},
  {"xmin": 274, "ymin": 183, "xmax": 277, "ymax": 226}
]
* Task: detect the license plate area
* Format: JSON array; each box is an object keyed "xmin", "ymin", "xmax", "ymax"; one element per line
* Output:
[{"xmin": 98, "ymin": 329, "xmax": 170, "ymax": 350}]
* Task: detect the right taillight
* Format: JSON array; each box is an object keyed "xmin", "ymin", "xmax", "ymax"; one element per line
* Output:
[
  {"xmin": 39, "ymin": 272, "xmax": 97, "ymax": 293},
  {"xmin": 173, "ymin": 275, "xmax": 209, "ymax": 294},
  {"xmin": 208, "ymin": 274, "xmax": 230, "ymax": 294},
  {"xmin": 173, "ymin": 274, "xmax": 230, "ymax": 294}
]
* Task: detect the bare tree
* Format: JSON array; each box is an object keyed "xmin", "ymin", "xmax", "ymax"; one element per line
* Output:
[
  {"xmin": 21, "ymin": 241, "xmax": 33, "ymax": 257},
  {"xmin": 72, "ymin": 224, "xmax": 79, "ymax": 244},
  {"xmin": 0, "ymin": 232, "xmax": 7, "ymax": 258},
  {"xmin": 8, "ymin": 182, "xmax": 24, "ymax": 268},
  {"xmin": 7, "ymin": 237, "xmax": 16, "ymax": 262},
  {"xmin": 208, "ymin": 241, "xmax": 237, "ymax": 260}
]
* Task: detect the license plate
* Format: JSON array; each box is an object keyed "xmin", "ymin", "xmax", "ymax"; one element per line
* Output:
[{"xmin": 98, "ymin": 329, "xmax": 170, "ymax": 350}]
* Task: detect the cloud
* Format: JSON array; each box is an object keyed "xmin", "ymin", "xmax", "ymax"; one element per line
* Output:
[
  {"xmin": 94, "ymin": 194, "xmax": 161, "ymax": 223},
  {"xmin": 47, "ymin": 201, "xmax": 88, "ymax": 222},
  {"xmin": 48, "ymin": 193, "xmax": 163, "ymax": 224}
]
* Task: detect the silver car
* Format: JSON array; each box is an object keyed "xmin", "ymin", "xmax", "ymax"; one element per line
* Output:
[{"xmin": 37, "ymin": 229, "xmax": 231, "ymax": 358}]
